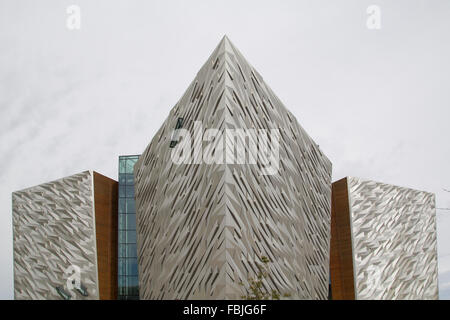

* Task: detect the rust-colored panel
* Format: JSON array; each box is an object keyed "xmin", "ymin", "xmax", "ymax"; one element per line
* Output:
[
  {"xmin": 93, "ymin": 172, "xmax": 118, "ymax": 300},
  {"xmin": 330, "ymin": 177, "xmax": 355, "ymax": 300}
]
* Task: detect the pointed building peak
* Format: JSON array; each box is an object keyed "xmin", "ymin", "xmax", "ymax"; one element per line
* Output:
[
  {"xmin": 216, "ymin": 34, "xmax": 234, "ymax": 52},
  {"xmin": 220, "ymin": 34, "xmax": 230, "ymax": 42}
]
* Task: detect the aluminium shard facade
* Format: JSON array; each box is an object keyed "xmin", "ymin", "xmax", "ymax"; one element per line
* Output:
[
  {"xmin": 134, "ymin": 36, "xmax": 332, "ymax": 299},
  {"xmin": 330, "ymin": 177, "xmax": 439, "ymax": 300},
  {"xmin": 12, "ymin": 171, "xmax": 118, "ymax": 300}
]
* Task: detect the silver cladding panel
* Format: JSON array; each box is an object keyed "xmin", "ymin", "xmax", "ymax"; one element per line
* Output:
[
  {"xmin": 12, "ymin": 171, "xmax": 99, "ymax": 300},
  {"xmin": 134, "ymin": 36, "xmax": 332, "ymax": 299},
  {"xmin": 347, "ymin": 177, "xmax": 439, "ymax": 300}
]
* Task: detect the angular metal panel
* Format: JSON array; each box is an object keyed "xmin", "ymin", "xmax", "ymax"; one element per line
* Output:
[
  {"xmin": 134, "ymin": 36, "xmax": 332, "ymax": 299},
  {"xmin": 346, "ymin": 177, "xmax": 439, "ymax": 299},
  {"xmin": 12, "ymin": 171, "xmax": 99, "ymax": 300}
]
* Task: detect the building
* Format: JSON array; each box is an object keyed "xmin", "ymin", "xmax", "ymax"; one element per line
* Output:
[
  {"xmin": 12, "ymin": 171, "xmax": 118, "ymax": 300},
  {"xmin": 330, "ymin": 177, "xmax": 439, "ymax": 300},
  {"xmin": 134, "ymin": 36, "xmax": 332, "ymax": 299},
  {"xmin": 118, "ymin": 155, "xmax": 140, "ymax": 299},
  {"xmin": 10, "ymin": 37, "xmax": 441, "ymax": 301}
]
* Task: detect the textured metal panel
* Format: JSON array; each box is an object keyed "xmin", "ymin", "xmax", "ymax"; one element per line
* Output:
[
  {"xmin": 134, "ymin": 36, "xmax": 332, "ymax": 299},
  {"xmin": 12, "ymin": 171, "xmax": 99, "ymax": 300},
  {"xmin": 346, "ymin": 177, "xmax": 439, "ymax": 300}
]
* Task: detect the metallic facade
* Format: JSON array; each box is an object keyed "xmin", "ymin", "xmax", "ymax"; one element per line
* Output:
[
  {"xmin": 12, "ymin": 171, "xmax": 117, "ymax": 300},
  {"xmin": 330, "ymin": 177, "xmax": 439, "ymax": 300},
  {"xmin": 134, "ymin": 36, "xmax": 332, "ymax": 299}
]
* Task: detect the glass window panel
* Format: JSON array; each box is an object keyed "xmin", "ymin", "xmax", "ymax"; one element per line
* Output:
[
  {"xmin": 119, "ymin": 198, "xmax": 125, "ymax": 214},
  {"xmin": 125, "ymin": 173, "xmax": 134, "ymax": 185},
  {"xmin": 128, "ymin": 286, "xmax": 139, "ymax": 296},
  {"xmin": 119, "ymin": 215, "xmax": 126, "ymax": 230},
  {"xmin": 118, "ymin": 156, "xmax": 141, "ymax": 300},
  {"xmin": 126, "ymin": 198, "xmax": 135, "ymax": 213},
  {"xmin": 118, "ymin": 258, "xmax": 126, "ymax": 275},
  {"xmin": 119, "ymin": 231, "xmax": 127, "ymax": 243},
  {"xmin": 125, "ymin": 259, "xmax": 138, "ymax": 275},
  {"xmin": 126, "ymin": 231, "xmax": 136, "ymax": 243},
  {"xmin": 126, "ymin": 159, "xmax": 137, "ymax": 174},
  {"xmin": 118, "ymin": 243, "xmax": 127, "ymax": 257},
  {"xmin": 120, "ymin": 244, "xmax": 137, "ymax": 258},
  {"xmin": 124, "ymin": 287, "xmax": 133, "ymax": 296},
  {"xmin": 119, "ymin": 185, "xmax": 126, "ymax": 198},
  {"xmin": 119, "ymin": 159, "xmax": 127, "ymax": 173},
  {"xmin": 126, "ymin": 214, "xmax": 136, "ymax": 230},
  {"xmin": 126, "ymin": 185, "xmax": 135, "ymax": 198},
  {"xmin": 118, "ymin": 276, "xmax": 126, "ymax": 287},
  {"xmin": 127, "ymin": 276, "xmax": 139, "ymax": 288},
  {"xmin": 126, "ymin": 244, "xmax": 137, "ymax": 258},
  {"xmin": 119, "ymin": 287, "xmax": 128, "ymax": 296}
]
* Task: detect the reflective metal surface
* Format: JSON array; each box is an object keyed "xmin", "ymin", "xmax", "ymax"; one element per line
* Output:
[
  {"xmin": 134, "ymin": 36, "xmax": 332, "ymax": 299},
  {"xmin": 12, "ymin": 171, "xmax": 99, "ymax": 300},
  {"xmin": 347, "ymin": 177, "xmax": 439, "ymax": 299}
]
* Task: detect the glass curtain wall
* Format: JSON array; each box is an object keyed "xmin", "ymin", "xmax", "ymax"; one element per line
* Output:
[{"xmin": 118, "ymin": 155, "xmax": 140, "ymax": 300}]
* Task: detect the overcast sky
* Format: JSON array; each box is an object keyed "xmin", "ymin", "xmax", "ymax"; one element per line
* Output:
[{"xmin": 1, "ymin": 0, "xmax": 449, "ymax": 299}]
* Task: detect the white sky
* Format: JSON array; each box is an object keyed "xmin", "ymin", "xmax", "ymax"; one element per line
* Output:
[{"xmin": 1, "ymin": 0, "xmax": 449, "ymax": 299}]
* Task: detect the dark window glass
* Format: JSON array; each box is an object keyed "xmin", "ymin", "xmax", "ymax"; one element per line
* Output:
[
  {"xmin": 119, "ymin": 160, "xmax": 127, "ymax": 173},
  {"xmin": 126, "ymin": 286, "xmax": 139, "ymax": 297},
  {"xmin": 119, "ymin": 243, "xmax": 137, "ymax": 258},
  {"xmin": 126, "ymin": 159, "xmax": 137, "ymax": 174},
  {"xmin": 118, "ymin": 243, "xmax": 125, "ymax": 258},
  {"xmin": 119, "ymin": 231, "xmax": 127, "ymax": 243},
  {"xmin": 127, "ymin": 276, "xmax": 139, "ymax": 287},
  {"xmin": 170, "ymin": 117, "xmax": 184, "ymax": 148},
  {"xmin": 126, "ymin": 198, "xmax": 135, "ymax": 213},
  {"xmin": 125, "ymin": 173, "xmax": 134, "ymax": 185},
  {"xmin": 126, "ymin": 231, "xmax": 136, "ymax": 243},
  {"xmin": 176, "ymin": 117, "xmax": 184, "ymax": 129},
  {"xmin": 118, "ymin": 286, "xmax": 126, "ymax": 296},
  {"xmin": 126, "ymin": 259, "xmax": 138, "ymax": 275},
  {"xmin": 119, "ymin": 215, "xmax": 126, "ymax": 230},
  {"xmin": 119, "ymin": 198, "xmax": 125, "ymax": 213},
  {"xmin": 120, "ymin": 243, "xmax": 137, "ymax": 258},
  {"xmin": 126, "ymin": 214, "xmax": 136, "ymax": 230},
  {"xmin": 118, "ymin": 258, "xmax": 126, "ymax": 275},
  {"xmin": 119, "ymin": 185, "xmax": 126, "ymax": 198},
  {"xmin": 118, "ymin": 155, "xmax": 140, "ymax": 300},
  {"xmin": 126, "ymin": 185, "xmax": 135, "ymax": 198},
  {"xmin": 128, "ymin": 243, "xmax": 137, "ymax": 257}
]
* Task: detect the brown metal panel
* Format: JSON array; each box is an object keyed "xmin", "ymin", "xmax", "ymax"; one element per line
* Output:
[
  {"xmin": 93, "ymin": 172, "xmax": 118, "ymax": 300},
  {"xmin": 330, "ymin": 177, "xmax": 355, "ymax": 300}
]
